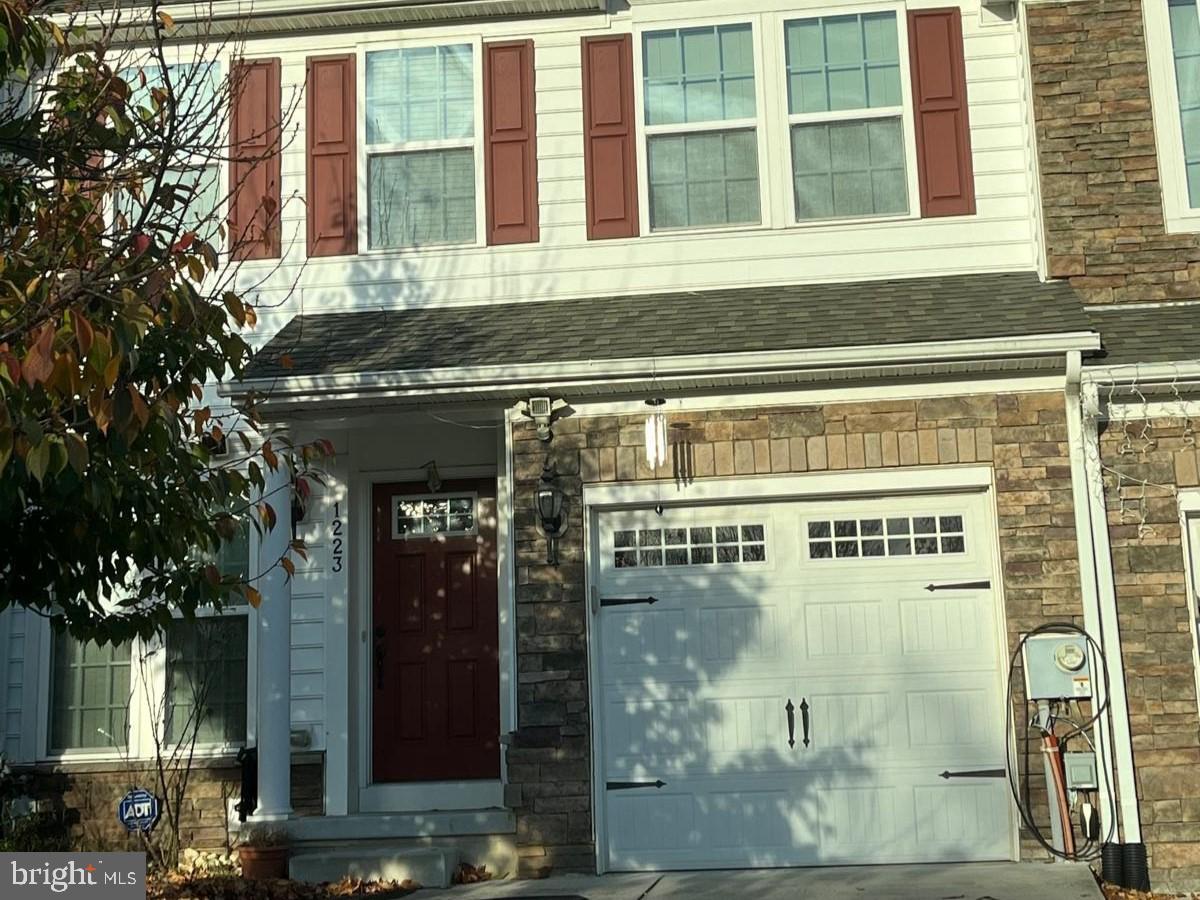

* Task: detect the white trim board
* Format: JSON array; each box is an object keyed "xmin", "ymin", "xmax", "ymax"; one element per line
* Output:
[
  {"xmin": 582, "ymin": 465, "xmax": 995, "ymax": 512},
  {"xmin": 1177, "ymin": 490, "xmax": 1200, "ymax": 729}
]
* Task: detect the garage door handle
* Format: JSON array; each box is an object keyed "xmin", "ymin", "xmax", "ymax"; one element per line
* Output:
[
  {"xmin": 800, "ymin": 698, "xmax": 810, "ymax": 748},
  {"xmin": 785, "ymin": 699, "xmax": 795, "ymax": 748},
  {"xmin": 938, "ymin": 768, "xmax": 1006, "ymax": 779}
]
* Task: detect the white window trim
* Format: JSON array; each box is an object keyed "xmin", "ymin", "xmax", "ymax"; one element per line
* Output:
[
  {"xmin": 1144, "ymin": 0, "xmax": 1200, "ymax": 233},
  {"xmin": 1176, "ymin": 489, "xmax": 1200, "ymax": 723},
  {"xmin": 355, "ymin": 34, "xmax": 487, "ymax": 255},
  {"xmin": 773, "ymin": 4, "xmax": 921, "ymax": 227},
  {"xmin": 632, "ymin": 2, "xmax": 919, "ymax": 238},
  {"xmin": 634, "ymin": 14, "xmax": 773, "ymax": 236}
]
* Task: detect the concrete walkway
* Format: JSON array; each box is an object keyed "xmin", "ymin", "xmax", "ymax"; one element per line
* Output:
[{"xmin": 413, "ymin": 862, "xmax": 1101, "ymax": 900}]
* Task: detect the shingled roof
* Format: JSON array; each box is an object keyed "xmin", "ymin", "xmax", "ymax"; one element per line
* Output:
[
  {"xmin": 242, "ymin": 271, "xmax": 1092, "ymax": 381},
  {"xmin": 1086, "ymin": 303, "xmax": 1200, "ymax": 368}
]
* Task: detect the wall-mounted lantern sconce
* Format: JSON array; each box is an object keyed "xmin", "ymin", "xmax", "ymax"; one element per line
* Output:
[{"xmin": 535, "ymin": 460, "xmax": 568, "ymax": 565}]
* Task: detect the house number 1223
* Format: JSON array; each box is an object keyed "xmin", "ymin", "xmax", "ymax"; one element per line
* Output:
[{"xmin": 331, "ymin": 502, "xmax": 344, "ymax": 573}]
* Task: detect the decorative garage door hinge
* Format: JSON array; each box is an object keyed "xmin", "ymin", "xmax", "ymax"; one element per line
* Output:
[
  {"xmin": 924, "ymin": 580, "xmax": 990, "ymax": 592},
  {"xmin": 599, "ymin": 595, "xmax": 659, "ymax": 607},
  {"xmin": 938, "ymin": 768, "xmax": 1006, "ymax": 779},
  {"xmin": 606, "ymin": 780, "xmax": 666, "ymax": 790}
]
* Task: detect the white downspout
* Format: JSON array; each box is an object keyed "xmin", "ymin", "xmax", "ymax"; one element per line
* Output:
[{"xmin": 1066, "ymin": 351, "xmax": 1142, "ymax": 843}]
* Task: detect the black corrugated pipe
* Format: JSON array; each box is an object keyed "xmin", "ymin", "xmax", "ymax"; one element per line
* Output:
[
  {"xmin": 1122, "ymin": 843, "xmax": 1150, "ymax": 891},
  {"xmin": 1100, "ymin": 843, "xmax": 1124, "ymax": 886}
]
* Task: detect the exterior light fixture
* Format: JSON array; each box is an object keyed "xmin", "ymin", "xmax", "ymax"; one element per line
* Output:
[{"xmin": 535, "ymin": 460, "xmax": 568, "ymax": 565}]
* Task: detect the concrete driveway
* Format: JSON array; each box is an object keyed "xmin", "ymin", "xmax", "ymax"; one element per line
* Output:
[{"xmin": 414, "ymin": 862, "xmax": 1101, "ymax": 899}]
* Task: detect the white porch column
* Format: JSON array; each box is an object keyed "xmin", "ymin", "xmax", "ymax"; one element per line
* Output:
[{"xmin": 255, "ymin": 461, "xmax": 293, "ymax": 821}]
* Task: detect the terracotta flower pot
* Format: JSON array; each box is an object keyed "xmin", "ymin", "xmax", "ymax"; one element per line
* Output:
[{"xmin": 239, "ymin": 844, "xmax": 289, "ymax": 880}]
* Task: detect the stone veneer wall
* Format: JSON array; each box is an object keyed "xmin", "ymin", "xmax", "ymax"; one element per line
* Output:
[
  {"xmin": 1099, "ymin": 417, "xmax": 1200, "ymax": 889},
  {"xmin": 505, "ymin": 392, "xmax": 1084, "ymax": 876},
  {"xmin": 21, "ymin": 754, "xmax": 323, "ymax": 852},
  {"xmin": 1028, "ymin": 0, "xmax": 1200, "ymax": 305}
]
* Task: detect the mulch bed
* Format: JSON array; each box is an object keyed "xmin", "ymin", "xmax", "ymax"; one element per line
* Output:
[{"xmin": 148, "ymin": 875, "xmax": 420, "ymax": 900}]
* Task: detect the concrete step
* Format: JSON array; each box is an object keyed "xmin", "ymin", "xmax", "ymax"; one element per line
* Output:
[{"xmin": 290, "ymin": 845, "xmax": 460, "ymax": 889}]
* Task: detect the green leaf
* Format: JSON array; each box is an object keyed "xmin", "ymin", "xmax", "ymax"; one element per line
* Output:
[{"xmin": 25, "ymin": 439, "xmax": 50, "ymax": 484}]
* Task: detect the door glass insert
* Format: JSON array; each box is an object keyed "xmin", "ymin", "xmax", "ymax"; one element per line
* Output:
[
  {"xmin": 612, "ymin": 523, "xmax": 767, "ymax": 568},
  {"xmin": 808, "ymin": 513, "xmax": 966, "ymax": 560},
  {"xmin": 393, "ymin": 494, "xmax": 477, "ymax": 538}
]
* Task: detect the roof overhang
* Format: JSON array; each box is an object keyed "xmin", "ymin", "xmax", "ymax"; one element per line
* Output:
[
  {"xmin": 221, "ymin": 330, "xmax": 1100, "ymax": 413},
  {"xmin": 67, "ymin": 0, "xmax": 608, "ymax": 42}
]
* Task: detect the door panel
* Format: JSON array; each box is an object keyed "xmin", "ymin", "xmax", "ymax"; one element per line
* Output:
[
  {"xmin": 372, "ymin": 480, "xmax": 500, "ymax": 783},
  {"xmin": 596, "ymin": 494, "xmax": 1011, "ymax": 871}
]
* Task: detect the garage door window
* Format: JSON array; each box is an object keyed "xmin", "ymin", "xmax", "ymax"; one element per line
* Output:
[
  {"xmin": 807, "ymin": 514, "xmax": 964, "ymax": 559},
  {"xmin": 614, "ymin": 524, "xmax": 766, "ymax": 568}
]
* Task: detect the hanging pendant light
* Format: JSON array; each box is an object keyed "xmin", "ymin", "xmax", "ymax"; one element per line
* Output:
[{"xmin": 645, "ymin": 397, "xmax": 667, "ymax": 469}]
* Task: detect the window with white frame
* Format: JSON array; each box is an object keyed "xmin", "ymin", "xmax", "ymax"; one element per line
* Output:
[
  {"xmin": 119, "ymin": 61, "xmax": 224, "ymax": 243},
  {"xmin": 642, "ymin": 23, "xmax": 762, "ymax": 230},
  {"xmin": 48, "ymin": 634, "xmax": 132, "ymax": 752},
  {"xmin": 165, "ymin": 615, "xmax": 248, "ymax": 744},
  {"xmin": 785, "ymin": 12, "xmax": 908, "ymax": 220},
  {"xmin": 162, "ymin": 520, "xmax": 251, "ymax": 744},
  {"xmin": 1169, "ymin": 0, "xmax": 1200, "ymax": 208},
  {"xmin": 365, "ymin": 44, "xmax": 477, "ymax": 248}
]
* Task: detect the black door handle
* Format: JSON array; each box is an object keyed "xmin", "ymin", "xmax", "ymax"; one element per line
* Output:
[
  {"xmin": 785, "ymin": 699, "xmax": 795, "ymax": 748},
  {"xmin": 374, "ymin": 626, "xmax": 386, "ymax": 690},
  {"xmin": 800, "ymin": 698, "xmax": 810, "ymax": 747}
]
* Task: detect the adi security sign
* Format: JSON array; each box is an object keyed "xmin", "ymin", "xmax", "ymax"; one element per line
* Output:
[{"xmin": 116, "ymin": 789, "xmax": 159, "ymax": 833}]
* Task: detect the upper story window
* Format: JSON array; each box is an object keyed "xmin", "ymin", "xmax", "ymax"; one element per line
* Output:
[
  {"xmin": 365, "ymin": 44, "xmax": 477, "ymax": 249},
  {"xmin": 785, "ymin": 12, "xmax": 908, "ymax": 219},
  {"xmin": 642, "ymin": 24, "xmax": 762, "ymax": 230},
  {"xmin": 119, "ymin": 61, "xmax": 223, "ymax": 244},
  {"xmin": 1169, "ymin": 0, "xmax": 1200, "ymax": 208}
]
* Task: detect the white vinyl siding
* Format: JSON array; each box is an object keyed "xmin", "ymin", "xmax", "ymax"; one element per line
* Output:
[
  {"xmin": 785, "ymin": 13, "xmax": 908, "ymax": 220},
  {"xmin": 1169, "ymin": 0, "xmax": 1200, "ymax": 208},
  {"xmin": 48, "ymin": 634, "xmax": 131, "ymax": 752},
  {"xmin": 366, "ymin": 44, "xmax": 477, "ymax": 248},
  {"xmin": 643, "ymin": 24, "xmax": 762, "ymax": 229}
]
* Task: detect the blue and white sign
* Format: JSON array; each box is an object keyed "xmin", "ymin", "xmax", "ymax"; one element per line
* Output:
[{"xmin": 117, "ymin": 789, "xmax": 159, "ymax": 833}]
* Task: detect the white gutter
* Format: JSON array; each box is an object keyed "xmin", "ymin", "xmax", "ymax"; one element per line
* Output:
[
  {"xmin": 220, "ymin": 330, "xmax": 1100, "ymax": 403},
  {"xmin": 1084, "ymin": 360, "xmax": 1200, "ymax": 385},
  {"xmin": 1066, "ymin": 350, "xmax": 1143, "ymax": 843}
]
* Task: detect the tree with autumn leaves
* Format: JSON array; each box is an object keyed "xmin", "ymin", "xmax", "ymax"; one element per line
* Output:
[{"xmin": 0, "ymin": 0, "xmax": 322, "ymax": 642}]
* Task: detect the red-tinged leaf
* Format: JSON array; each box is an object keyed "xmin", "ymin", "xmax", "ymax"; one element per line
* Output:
[
  {"xmin": 203, "ymin": 564, "xmax": 220, "ymax": 586},
  {"xmin": 132, "ymin": 233, "xmax": 151, "ymax": 255},
  {"xmin": 259, "ymin": 501, "xmax": 277, "ymax": 531},
  {"xmin": 173, "ymin": 231, "xmax": 196, "ymax": 252},
  {"xmin": 20, "ymin": 323, "xmax": 54, "ymax": 386},
  {"xmin": 261, "ymin": 440, "xmax": 278, "ymax": 470},
  {"xmin": 1, "ymin": 352, "xmax": 20, "ymax": 384},
  {"xmin": 74, "ymin": 314, "xmax": 94, "ymax": 356},
  {"xmin": 103, "ymin": 355, "xmax": 121, "ymax": 389},
  {"xmin": 319, "ymin": 438, "xmax": 336, "ymax": 457},
  {"xmin": 296, "ymin": 476, "xmax": 311, "ymax": 499},
  {"xmin": 280, "ymin": 556, "xmax": 295, "ymax": 579},
  {"xmin": 127, "ymin": 385, "xmax": 150, "ymax": 428},
  {"xmin": 241, "ymin": 585, "xmax": 262, "ymax": 608},
  {"xmin": 290, "ymin": 540, "xmax": 308, "ymax": 562}
]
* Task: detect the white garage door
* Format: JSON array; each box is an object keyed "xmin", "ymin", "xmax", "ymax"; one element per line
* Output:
[{"xmin": 593, "ymin": 491, "xmax": 1012, "ymax": 872}]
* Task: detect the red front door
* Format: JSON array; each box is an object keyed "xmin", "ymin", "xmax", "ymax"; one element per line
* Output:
[{"xmin": 371, "ymin": 480, "xmax": 500, "ymax": 782}]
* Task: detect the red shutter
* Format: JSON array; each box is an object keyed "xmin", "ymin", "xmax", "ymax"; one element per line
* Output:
[
  {"xmin": 582, "ymin": 35, "xmax": 639, "ymax": 240},
  {"xmin": 484, "ymin": 40, "xmax": 538, "ymax": 245},
  {"xmin": 229, "ymin": 58, "xmax": 282, "ymax": 260},
  {"xmin": 907, "ymin": 8, "xmax": 976, "ymax": 217},
  {"xmin": 306, "ymin": 54, "xmax": 357, "ymax": 257}
]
